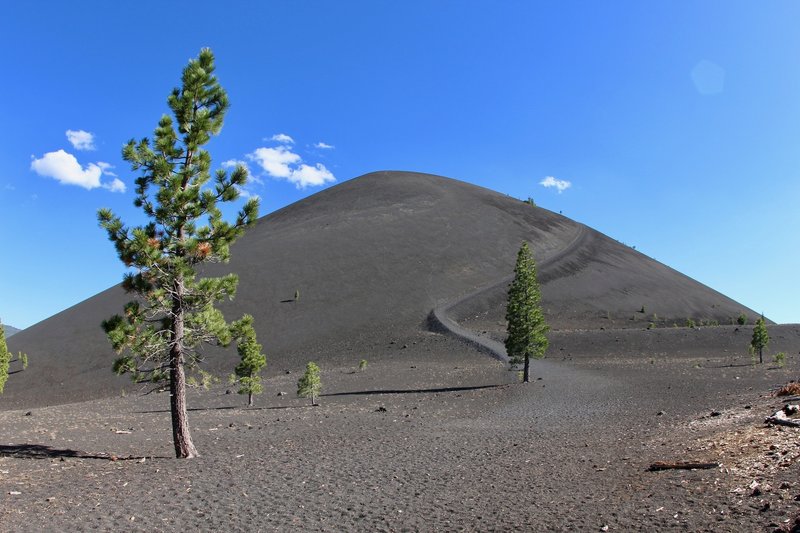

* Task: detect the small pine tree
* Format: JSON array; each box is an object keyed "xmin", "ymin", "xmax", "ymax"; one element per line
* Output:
[
  {"xmin": 358, "ymin": 359, "xmax": 368, "ymax": 372},
  {"xmin": 231, "ymin": 314, "xmax": 267, "ymax": 406},
  {"xmin": 505, "ymin": 242, "xmax": 549, "ymax": 383},
  {"xmin": 294, "ymin": 289, "xmax": 300, "ymax": 301},
  {"xmin": 751, "ymin": 315, "xmax": 769, "ymax": 364},
  {"xmin": 297, "ymin": 362, "xmax": 322, "ymax": 405},
  {"xmin": 737, "ymin": 312, "xmax": 747, "ymax": 326},
  {"xmin": 0, "ymin": 321, "xmax": 28, "ymax": 394},
  {"xmin": 0, "ymin": 323, "xmax": 9, "ymax": 394}
]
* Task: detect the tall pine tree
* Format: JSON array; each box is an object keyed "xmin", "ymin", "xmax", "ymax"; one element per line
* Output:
[
  {"xmin": 98, "ymin": 49, "xmax": 260, "ymax": 458},
  {"xmin": 505, "ymin": 242, "xmax": 549, "ymax": 383}
]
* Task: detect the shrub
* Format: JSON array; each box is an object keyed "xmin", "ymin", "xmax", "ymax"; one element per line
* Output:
[
  {"xmin": 358, "ymin": 359, "xmax": 368, "ymax": 372},
  {"xmin": 685, "ymin": 318, "xmax": 696, "ymax": 329},
  {"xmin": 737, "ymin": 313, "xmax": 747, "ymax": 326},
  {"xmin": 774, "ymin": 352, "xmax": 786, "ymax": 368}
]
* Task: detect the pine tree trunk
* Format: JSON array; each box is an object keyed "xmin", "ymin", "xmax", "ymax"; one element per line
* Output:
[
  {"xmin": 759, "ymin": 347, "xmax": 763, "ymax": 364},
  {"xmin": 248, "ymin": 391, "xmax": 253, "ymax": 407},
  {"xmin": 170, "ymin": 277, "xmax": 198, "ymax": 459},
  {"xmin": 523, "ymin": 355, "xmax": 530, "ymax": 383}
]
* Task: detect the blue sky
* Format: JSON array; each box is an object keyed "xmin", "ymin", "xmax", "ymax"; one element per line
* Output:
[{"xmin": 1, "ymin": 1, "xmax": 798, "ymax": 328}]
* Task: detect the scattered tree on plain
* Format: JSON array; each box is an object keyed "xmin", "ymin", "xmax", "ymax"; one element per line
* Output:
[
  {"xmin": 750, "ymin": 314, "xmax": 770, "ymax": 364},
  {"xmin": 98, "ymin": 49, "xmax": 260, "ymax": 458},
  {"xmin": 358, "ymin": 359, "xmax": 368, "ymax": 372},
  {"xmin": 505, "ymin": 242, "xmax": 549, "ymax": 383},
  {"xmin": 0, "ymin": 322, "xmax": 28, "ymax": 394},
  {"xmin": 230, "ymin": 314, "xmax": 266, "ymax": 406},
  {"xmin": 297, "ymin": 362, "xmax": 322, "ymax": 405}
]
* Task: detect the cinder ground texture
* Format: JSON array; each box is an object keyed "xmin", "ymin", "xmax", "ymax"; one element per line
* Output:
[
  {"xmin": 2, "ymin": 172, "xmax": 798, "ymax": 531},
  {"xmin": 1, "ymin": 328, "xmax": 799, "ymax": 532}
]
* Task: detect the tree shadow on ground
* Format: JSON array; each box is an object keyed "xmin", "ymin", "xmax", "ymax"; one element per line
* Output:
[
  {"xmin": 135, "ymin": 405, "xmax": 239, "ymax": 414},
  {"xmin": 322, "ymin": 384, "xmax": 505, "ymax": 397},
  {"xmin": 0, "ymin": 444, "xmax": 161, "ymax": 461},
  {"xmin": 703, "ymin": 363, "xmax": 755, "ymax": 369}
]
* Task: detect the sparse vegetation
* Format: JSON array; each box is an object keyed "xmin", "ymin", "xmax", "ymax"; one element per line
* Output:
[
  {"xmin": 505, "ymin": 242, "xmax": 549, "ymax": 383},
  {"xmin": 188, "ymin": 369, "xmax": 218, "ymax": 390},
  {"xmin": 524, "ymin": 197, "xmax": 536, "ymax": 206},
  {"xmin": 639, "ymin": 305, "xmax": 646, "ymax": 314},
  {"xmin": 231, "ymin": 314, "xmax": 267, "ymax": 406},
  {"xmin": 294, "ymin": 289, "xmax": 300, "ymax": 301},
  {"xmin": 97, "ymin": 49, "xmax": 260, "ymax": 458},
  {"xmin": 297, "ymin": 362, "xmax": 322, "ymax": 405},
  {"xmin": 737, "ymin": 312, "xmax": 747, "ymax": 326},
  {"xmin": 358, "ymin": 359, "xmax": 368, "ymax": 372},
  {"xmin": 647, "ymin": 322, "xmax": 655, "ymax": 330},
  {"xmin": 773, "ymin": 352, "xmax": 786, "ymax": 368},
  {"xmin": 0, "ymin": 320, "xmax": 28, "ymax": 394},
  {"xmin": 685, "ymin": 318, "xmax": 696, "ymax": 329},
  {"xmin": 750, "ymin": 315, "xmax": 769, "ymax": 364}
]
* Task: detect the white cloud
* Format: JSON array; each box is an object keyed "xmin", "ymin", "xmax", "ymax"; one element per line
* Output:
[
  {"xmin": 269, "ymin": 133, "xmax": 295, "ymax": 144},
  {"xmin": 539, "ymin": 176, "xmax": 572, "ymax": 193},
  {"xmin": 314, "ymin": 142, "xmax": 334, "ymax": 149},
  {"xmin": 248, "ymin": 146, "xmax": 301, "ymax": 179},
  {"xmin": 96, "ymin": 161, "xmax": 116, "ymax": 176},
  {"xmin": 102, "ymin": 177, "xmax": 126, "ymax": 193},
  {"xmin": 31, "ymin": 149, "xmax": 123, "ymax": 192},
  {"xmin": 288, "ymin": 163, "xmax": 336, "ymax": 188},
  {"xmin": 31, "ymin": 150, "xmax": 102, "ymax": 189},
  {"xmin": 247, "ymin": 145, "xmax": 336, "ymax": 189},
  {"xmin": 65, "ymin": 129, "xmax": 96, "ymax": 151}
]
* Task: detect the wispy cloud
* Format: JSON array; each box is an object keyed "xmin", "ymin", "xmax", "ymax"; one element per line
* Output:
[
  {"xmin": 248, "ymin": 145, "xmax": 336, "ymax": 189},
  {"xmin": 314, "ymin": 141, "xmax": 334, "ymax": 149},
  {"xmin": 539, "ymin": 176, "xmax": 572, "ymax": 193},
  {"xmin": 102, "ymin": 178, "xmax": 126, "ymax": 193},
  {"xmin": 222, "ymin": 159, "xmax": 252, "ymax": 176},
  {"xmin": 65, "ymin": 129, "xmax": 96, "ymax": 151},
  {"xmin": 30, "ymin": 149, "xmax": 124, "ymax": 192},
  {"xmin": 268, "ymin": 133, "xmax": 295, "ymax": 144},
  {"xmin": 96, "ymin": 162, "xmax": 116, "ymax": 176}
]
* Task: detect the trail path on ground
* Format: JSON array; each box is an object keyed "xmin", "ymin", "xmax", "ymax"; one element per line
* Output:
[{"xmin": 430, "ymin": 225, "xmax": 588, "ymax": 361}]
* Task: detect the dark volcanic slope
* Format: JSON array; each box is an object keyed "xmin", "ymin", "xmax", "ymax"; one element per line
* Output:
[
  {"xmin": 6, "ymin": 171, "xmax": 758, "ymax": 407},
  {"xmin": 2, "ymin": 324, "xmax": 20, "ymax": 337}
]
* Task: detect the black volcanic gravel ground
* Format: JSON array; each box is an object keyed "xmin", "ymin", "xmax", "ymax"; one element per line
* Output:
[{"xmin": 2, "ymin": 329, "xmax": 799, "ymax": 532}]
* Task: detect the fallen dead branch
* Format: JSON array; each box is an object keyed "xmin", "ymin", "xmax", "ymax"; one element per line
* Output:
[
  {"xmin": 647, "ymin": 461, "xmax": 719, "ymax": 472},
  {"xmin": 765, "ymin": 404, "xmax": 800, "ymax": 428}
]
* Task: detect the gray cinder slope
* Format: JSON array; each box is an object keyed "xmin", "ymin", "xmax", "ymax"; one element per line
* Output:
[{"xmin": 5, "ymin": 171, "xmax": 758, "ymax": 408}]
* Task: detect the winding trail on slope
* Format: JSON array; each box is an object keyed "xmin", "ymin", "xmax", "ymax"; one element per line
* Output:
[{"xmin": 429, "ymin": 225, "xmax": 589, "ymax": 362}]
